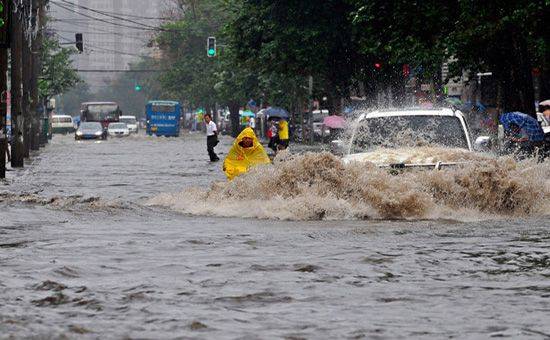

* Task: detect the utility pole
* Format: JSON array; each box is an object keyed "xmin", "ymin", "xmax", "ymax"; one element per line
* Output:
[
  {"xmin": 22, "ymin": 15, "xmax": 31, "ymax": 158},
  {"xmin": 0, "ymin": 0, "xmax": 9, "ymax": 178},
  {"xmin": 10, "ymin": 0, "xmax": 24, "ymax": 167},
  {"xmin": 30, "ymin": 0, "xmax": 43, "ymax": 151},
  {"xmin": 308, "ymin": 75, "xmax": 314, "ymax": 145}
]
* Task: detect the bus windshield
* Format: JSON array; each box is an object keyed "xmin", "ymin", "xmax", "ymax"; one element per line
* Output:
[
  {"xmin": 152, "ymin": 104, "xmax": 175, "ymax": 112},
  {"xmin": 83, "ymin": 104, "xmax": 119, "ymax": 122}
]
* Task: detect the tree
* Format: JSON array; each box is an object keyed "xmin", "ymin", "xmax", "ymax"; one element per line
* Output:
[
  {"xmin": 39, "ymin": 34, "xmax": 81, "ymax": 100},
  {"xmin": 350, "ymin": 0, "xmax": 458, "ymax": 104},
  {"xmin": 224, "ymin": 0, "xmax": 359, "ymax": 113},
  {"xmin": 448, "ymin": 0, "xmax": 548, "ymax": 116},
  {"xmin": 156, "ymin": 0, "xmax": 222, "ymax": 111}
]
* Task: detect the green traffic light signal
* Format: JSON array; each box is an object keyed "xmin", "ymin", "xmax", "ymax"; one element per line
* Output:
[
  {"xmin": 207, "ymin": 36, "xmax": 216, "ymax": 57},
  {"xmin": 0, "ymin": 2, "xmax": 4, "ymax": 27},
  {"xmin": 135, "ymin": 84, "xmax": 142, "ymax": 91}
]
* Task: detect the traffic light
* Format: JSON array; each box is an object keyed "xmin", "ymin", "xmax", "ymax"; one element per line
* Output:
[
  {"xmin": 134, "ymin": 84, "xmax": 142, "ymax": 92},
  {"xmin": 374, "ymin": 62, "xmax": 382, "ymax": 70},
  {"xmin": 75, "ymin": 33, "xmax": 83, "ymax": 53},
  {"xmin": 0, "ymin": 1, "xmax": 5, "ymax": 28},
  {"xmin": 207, "ymin": 36, "xmax": 216, "ymax": 57},
  {"xmin": 0, "ymin": 0, "xmax": 8, "ymax": 48}
]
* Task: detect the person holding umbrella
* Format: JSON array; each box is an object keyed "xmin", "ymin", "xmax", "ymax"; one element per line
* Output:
[{"xmin": 500, "ymin": 112, "xmax": 545, "ymax": 159}]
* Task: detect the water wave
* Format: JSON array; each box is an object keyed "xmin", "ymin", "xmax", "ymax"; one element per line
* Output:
[{"xmin": 147, "ymin": 150, "xmax": 550, "ymax": 221}]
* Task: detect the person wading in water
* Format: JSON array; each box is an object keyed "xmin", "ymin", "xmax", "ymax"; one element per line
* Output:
[{"xmin": 204, "ymin": 113, "xmax": 220, "ymax": 162}]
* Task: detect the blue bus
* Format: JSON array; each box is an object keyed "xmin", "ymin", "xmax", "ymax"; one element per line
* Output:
[{"xmin": 146, "ymin": 101, "xmax": 181, "ymax": 137}]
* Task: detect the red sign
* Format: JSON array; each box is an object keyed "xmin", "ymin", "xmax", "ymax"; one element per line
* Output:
[{"xmin": 403, "ymin": 64, "xmax": 410, "ymax": 77}]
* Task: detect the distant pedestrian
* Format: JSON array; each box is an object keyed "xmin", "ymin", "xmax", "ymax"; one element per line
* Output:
[
  {"xmin": 267, "ymin": 120, "xmax": 278, "ymax": 152},
  {"xmin": 277, "ymin": 119, "xmax": 289, "ymax": 151},
  {"xmin": 204, "ymin": 113, "xmax": 219, "ymax": 162}
]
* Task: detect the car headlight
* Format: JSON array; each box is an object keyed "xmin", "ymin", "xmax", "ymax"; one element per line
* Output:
[
  {"xmin": 95, "ymin": 131, "xmax": 102, "ymax": 136},
  {"xmin": 76, "ymin": 131, "xmax": 83, "ymax": 136}
]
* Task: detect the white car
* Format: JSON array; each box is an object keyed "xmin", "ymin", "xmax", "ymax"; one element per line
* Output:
[
  {"xmin": 335, "ymin": 108, "xmax": 483, "ymax": 169},
  {"xmin": 119, "ymin": 115, "xmax": 139, "ymax": 133},
  {"xmin": 107, "ymin": 122, "xmax": 130, "ymax": 137}
]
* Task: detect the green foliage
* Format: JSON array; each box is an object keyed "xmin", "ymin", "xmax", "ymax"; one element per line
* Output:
[
  {"xmin": 39, "ymin": 35, "xmax": 81, "ymax": 99},
  {"xmin": 224, "ymin": 0, "xmax": 359, "ymax": 103},
  {"xmin": 57, "ymin": 82, "xmax": 91, "ymax": 115},
  {"xmin": 447, "ymin": 0, "xmax": 548, "ymax": 113},
  {"xmin": 155, "ymin": 0, "xmax": 223, "ymax": 109}
]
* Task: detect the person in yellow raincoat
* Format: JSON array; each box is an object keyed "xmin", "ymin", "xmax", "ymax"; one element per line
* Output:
[
  {"xmin": 277, "ymin": 119, "xmax": 289, "ymax": 150},
  {"xmin": 223, "ymin": 127, "xmax": 271, "ymax": 180}
]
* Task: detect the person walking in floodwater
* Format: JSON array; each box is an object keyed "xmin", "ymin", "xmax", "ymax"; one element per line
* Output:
[
  {"xmin": 277, "ymin": 119, "xmax": 289, "ymax": 151},
  {"xmin": 204, "ymin": 113, "xmax": 219, "ymax": 162},
  {"xmin": 223, "ymin": 127, "xmax": 270, "ymax": 180},
  {"xmin": 267, "ymin": 120, "xmax": 278, "ymax": 152}
]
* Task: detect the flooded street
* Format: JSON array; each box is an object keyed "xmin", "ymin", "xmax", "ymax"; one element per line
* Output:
[{"xmin": 1, "ymin": 134, "xmax": 550, "ymax": 339}]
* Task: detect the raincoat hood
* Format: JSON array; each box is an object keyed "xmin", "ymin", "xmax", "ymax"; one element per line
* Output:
[{"xmin": 223, "ymin": 127, "xmax": 270, "ymax": 180}]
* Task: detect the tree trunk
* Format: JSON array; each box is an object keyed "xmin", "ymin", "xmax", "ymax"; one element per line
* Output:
[
  {"xmin": 503, "ymin": 32, "xmax": 536, "ymax": 117},
  {"xmin": 228, "ymin": 101, "xmax": 240, "ymax": 138},
  {"xmin": 22, "ymin": 32, "xmax": 31, "ymax": 158},
  {"xmin": 10, "ymin": 7, "xmax": 24, "ymax": 168}
]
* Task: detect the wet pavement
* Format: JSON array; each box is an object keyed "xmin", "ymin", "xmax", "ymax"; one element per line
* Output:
[{"xmin": 1, "ymin": 133, "xmax": 550, "ymax": 339}]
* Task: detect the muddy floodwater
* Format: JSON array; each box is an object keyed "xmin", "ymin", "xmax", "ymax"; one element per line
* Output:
[{"xmin": 1, "ymin": 133, "xmax": 550, "ymax": 339}]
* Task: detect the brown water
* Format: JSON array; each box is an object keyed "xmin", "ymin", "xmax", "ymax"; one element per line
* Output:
[{"xmin": 1, "ymin": 133, "xmax": 550, "ymax": 339}]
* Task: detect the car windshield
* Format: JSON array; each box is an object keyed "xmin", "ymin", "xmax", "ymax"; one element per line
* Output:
[
  {"xmin": 351, "ymin": 115, "xmax": 469, "ymax": 153},
  {"xmin": 80, "ymin": 122, "xmax": 102, "ymax": 130},
  {"xmin": 120, "ymin": 117, "xmax": 136, "ymax": 124},
  {"xmin": 109, "ymin": 123, "xmax": 127, "ymax": 129}
]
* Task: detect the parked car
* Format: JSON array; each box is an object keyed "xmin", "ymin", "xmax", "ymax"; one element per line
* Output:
[
  {"xmin": 51, "ymin": 115, "xmax": 75, "ymax": 134},
  {"xmin": 75, "ymin": 122, "xmax": 107, "ymax": 140},
  {"xmin": 107, "ymin": 122, "xmax": 130, "ymax": 137},
  {"xmin": 119, "ymin": 115, "xmax": 139, "ymax": 133},
  {"xmin": 332, "ymin": 108, "xmax": 487, "ymax": 169}
]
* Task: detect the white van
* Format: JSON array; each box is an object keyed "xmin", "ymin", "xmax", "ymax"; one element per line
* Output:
[{"xmin": 51, "ymin": 115, "xmax": 75, "ymax": 134}]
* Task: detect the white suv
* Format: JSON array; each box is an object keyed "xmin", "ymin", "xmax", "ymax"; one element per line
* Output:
[{"xmin": 337, "ymin": 108, "xmax": 475, "ymax": 167}]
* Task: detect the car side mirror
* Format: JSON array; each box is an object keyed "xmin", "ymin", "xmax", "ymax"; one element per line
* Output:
[
  {"xmin": 474, "ymin": 136, "xmax": 491, "ymax": 151},
  {"xmin": 330, "ymin": 139, "xmax": 345, "ymax": 156}
]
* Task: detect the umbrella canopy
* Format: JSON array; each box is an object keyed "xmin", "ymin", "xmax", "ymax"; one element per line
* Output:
[
  {"xmin": 500, "ymin": 112, "xmax": 545, "ymax": 142},
  {"xmin": 240, "ymin": 110, "xmax": 255, "ymax": 117},
  {"xmin": 263, "ymin": 107, "xmax": 289, "ymax": 120},
  {"xmin": 323, "ymin": 115, "xmax": 346, "ymax": 129},
  {"xmin": 445, "ymin": 97, "xmax": 463, "ymax": 106},
  {"xmin": 539, "ymin": 99, "xmax": 550, "ymax": 106}
]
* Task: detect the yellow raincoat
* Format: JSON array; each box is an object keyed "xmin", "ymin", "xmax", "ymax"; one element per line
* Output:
[
  {"xmin": 223, "ymin": 127, "xmax": 271, "ymax": 180},
  {"xmin": 278, "ymin": 120, "xmax": 289, "ymax": 140}
]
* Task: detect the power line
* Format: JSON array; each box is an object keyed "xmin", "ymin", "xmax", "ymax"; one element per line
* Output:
[
  {"xmin": 75, "ymin": 69, "xmax": 165, "ymax": 73},
  {"xmin": 53, "ymin": 0, "xmax": 166, "ymax": 30},
  {"xmin": 50, "ymin": 2, "xmax": 167, "ymax": 32},
  {"xmin": 54, "ymin": 0, "xmax": 172, "ymax": 20},
  {"xmin": 54, "ymin": 32, "xmax": 153, "ymax": 58},
  {"xmin": 52, "ymin": 28, "xmax": 149, "ymax": 39},
  {"xmin": 50, "ymin": 19, "xmax": 155, "ymax": 38}
]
